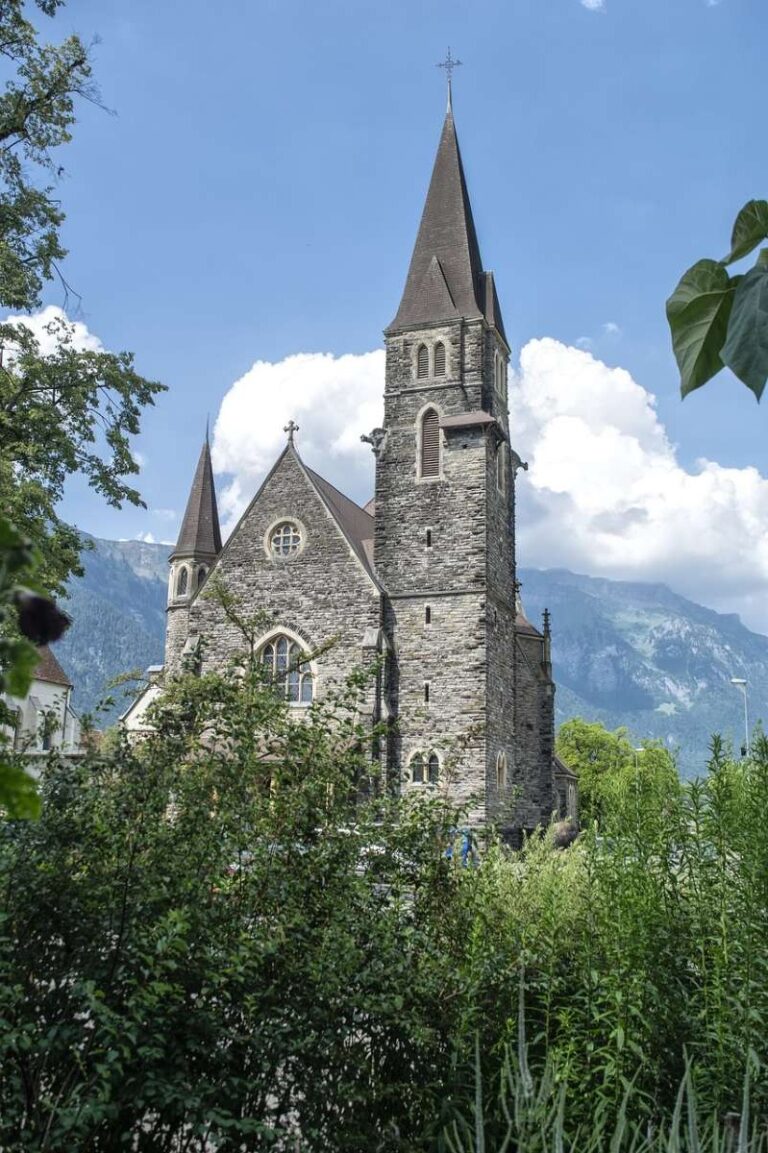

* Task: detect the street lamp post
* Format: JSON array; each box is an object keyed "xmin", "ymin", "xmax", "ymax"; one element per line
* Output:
[{"xmin": 730, "ymin": 677, "xmax": 749, "ymax": 756}]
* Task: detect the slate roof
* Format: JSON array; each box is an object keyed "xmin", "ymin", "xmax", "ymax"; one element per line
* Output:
[
  {"xmin": 554, "ymin": 754, "xmax": 578, "ymax": 782},
  {"xmin": 515, "ymin": 613, "xmax": 543, "ymax": 638},
  {"xmin": 304, "ymin": 464, "xmax": 376, "ymax": 582},
  {"xmin": 387, "ymin": 107, "xmax": 507, "ymax": 343},
  {"xmin": 34, "ymin": 646, "xmax": 72, "ymax": 687},
  {"xmin": 440, "ymin": 410, "xmax": 497, "ymax": 430},
  {"xmin": 172, "ymin": 436, "xmax": 222, "ymax": 560}
]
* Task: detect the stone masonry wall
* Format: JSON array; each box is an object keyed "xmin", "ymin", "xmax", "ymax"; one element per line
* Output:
[
  {"xmin": 186, "ymin": 448, "xmax": 382, "ymax": 720},
  {"xmin": 377, "ymin": 319, "xmax": 493, "ymax": 814}
]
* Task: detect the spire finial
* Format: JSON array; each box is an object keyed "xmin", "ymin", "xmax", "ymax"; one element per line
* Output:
[
  {"xmin": 205, "ymin": 413, "xmax": 210, "ymax": 445},
  {"xmin": 437, "ymin": 47, "xmax": 462, "ymax": 112},
  {"xmin": 284, "ymin": 419, "xmax": 299, "ymax": 444}
]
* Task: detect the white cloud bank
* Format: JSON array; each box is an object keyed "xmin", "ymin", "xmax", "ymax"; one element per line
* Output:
[{"xmin": 212, "ymin": 342, "xmax": 768, "ymax": 634}]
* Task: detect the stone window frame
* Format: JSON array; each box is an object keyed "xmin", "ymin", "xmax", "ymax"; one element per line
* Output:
[
  {"xmin": 408, "ymin": 749, "xmax": 441, "ymax": 786},
  {"xmin": 496, "ymin": 442, "xmax": 507, "ymax": 495},
  {"xmin": 196, "ymin": 565, "xmax": 208, "ymax": 589},
  {"xmin": 256, "ymin": 625, "xmax": 317, "ymax": 707},
  {"xmin": 415, "ymin": 402, "xmax": 443, "ymax": 483},
  {"xmin": 413, "ymin": 339, "xmax": 450, "ymax": 382},
  {"xmin": 175, "ymin": 565, "xmax": 190, "ymax": 598},
  {"xmin": 494, "ymin": 349, "xmax": 508, "ymax": 401},
  {"xmin": 264, "ymin": 516, "xmax": 307, "ymax": 561},
  {"xmin": 496, "ymin": 750, "xmax": 508, "ymax": 789}
]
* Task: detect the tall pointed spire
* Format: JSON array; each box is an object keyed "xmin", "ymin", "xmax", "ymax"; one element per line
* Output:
[
  {"xmin": 171, "ymin": 434, "xmax": 222, "ymax": 560},
  {"xmin": 387, "ymin": 103, "xmax": 506, "ymax": 340}
]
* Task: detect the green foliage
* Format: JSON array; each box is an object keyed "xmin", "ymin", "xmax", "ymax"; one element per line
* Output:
[
  {"xmin": 0, "ymin": 1, "xmax": 164, "ymax": 592},
  {"xmin": 0, "ymin": 514, "xmax": 59, "ymax": 818},
  {"xmin": 668, "ymin": 200, "xmax": 768, "ymax": 400},
  {"xmin": 4, "ymin": 624, "xmax": 768, "ymax": 1146},
  {"xmin": 556, "ymin": 717, "xmax": 679, "ymax": 825},
  {"xmin": 0, "ymin": 302, "xmax": 164, "ymax": 595}
]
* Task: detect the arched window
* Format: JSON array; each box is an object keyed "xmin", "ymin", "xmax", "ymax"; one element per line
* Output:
[
  {"xmin": 197, "ymin": 566, "xmax": 207, "ymax": 589},
  {"xmin": 496, "ymin": 751, "xmax": 507, "ymax": 789},
  {"xmin": 411, "ymin": 753, "xmax": 425, "ymax": 784},
  {"xmin": 260, "ymin": 634, "xmax": 314, "ymax": 704},
  {"xmin": 428, "ymin": 753, "xmax": 440, "ymax": 784},
  {"xmin": 416, "ymin": 344, "xmax": 429, "ymax": 378},
  {"xmin": 420, "ymin": 408, "xmax": 440, "ymax": 479},
  {"xmin": 496, "ymin": 443, "xmax": 507, "ymax": 494},
  {"xmin": 176, "ymin": 567, "xmax": 188, "ymax": 597},
  {"xmin": 434, "ymin": 342, "xmax": 446, "ymax": 376}
]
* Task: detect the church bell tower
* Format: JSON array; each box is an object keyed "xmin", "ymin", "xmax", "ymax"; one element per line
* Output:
[{"xmin": 374, "ymin": 93, "xmax": 554, "ymax": 832}]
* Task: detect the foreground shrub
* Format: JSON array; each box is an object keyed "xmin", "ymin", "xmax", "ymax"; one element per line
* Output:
[{"xmin": 2, "ymin": 636, "xmax": 768, "ymax": 1149}]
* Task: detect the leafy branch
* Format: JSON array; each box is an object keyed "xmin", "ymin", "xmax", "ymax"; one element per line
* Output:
[{"xmin": 667, "ymin": 200, "xmax": 768, "ymax": 400}]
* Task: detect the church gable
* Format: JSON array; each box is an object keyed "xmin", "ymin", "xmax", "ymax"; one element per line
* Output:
[{"xmin": 189, "ymin": 445, "xmax": 381, "ymax": 690}]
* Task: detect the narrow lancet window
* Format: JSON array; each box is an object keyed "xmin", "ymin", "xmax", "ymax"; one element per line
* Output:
[
  {"xmin": 434, "ymin": 342, "xmax": 446, "ymax": 376},
  {"xmin": 428, "ymin": 753, "xmax": 440, "ymax": 784},
  {"xmin": 176, "ymin": 567, "xmax": 188, "ymax": 597},
  {"xmin": 417, "ymin": 344, "xmax": 429, "ymax": 378},
  {"xmin": 420, "ymin": 409, "xmax": 440, "ymax": 478}
]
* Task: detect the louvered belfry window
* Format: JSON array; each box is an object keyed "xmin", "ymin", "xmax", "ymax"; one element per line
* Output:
[
  {"xmin": 417, "ymin": 343, "xmax": 429, "ymax": 378},
  {"xmin": 420, "ymin": 409, "xmax": 440, "ymax": 478},
  {"xmin": 434, "ymin": 342, "xmax": 446, "ymax": 376}
]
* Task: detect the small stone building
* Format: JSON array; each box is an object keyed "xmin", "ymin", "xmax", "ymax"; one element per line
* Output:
[{"xmin": 132, "ymin": 98, "xmax": 576, "ymax": 838}]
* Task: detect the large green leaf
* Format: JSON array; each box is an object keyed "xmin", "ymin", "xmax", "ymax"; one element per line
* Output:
[
  {"xmin": 0, "ymin": 760, "xmax": 41, "ymax": 819},
  {"xmin": 721, "ymin": 266, "xmax": 768, "ymax": 400},
  {"xmin": 723, "ymin": 200, "xmax": 768, "ymax": 265},
  {"xmin": 666, "ymin": 260, "xmax": 737, "ymax": 397}
]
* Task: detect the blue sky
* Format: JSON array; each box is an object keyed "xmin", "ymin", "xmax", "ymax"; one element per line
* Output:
[{"xmin": 25, "ymin": 0, "xmax": 768, "ymax": 625}]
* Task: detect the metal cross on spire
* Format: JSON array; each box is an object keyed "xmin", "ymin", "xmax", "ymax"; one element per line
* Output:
[
  {"xmin": 437, "ymin": 47, "xmax": 462, "ymax": 110},
  {"xmin": 284, "ymin": 419, "xmax": 299, "ymax": 443}
]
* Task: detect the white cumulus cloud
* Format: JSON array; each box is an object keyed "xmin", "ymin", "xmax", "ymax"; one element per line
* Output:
[
  {"xmin": 513, "ymin": 339, "xmax": 768, "ymax": 632},
  {"xmin": 212, "ymin": 351, "xmax": 383, "ymax": 527},
  {"xmin": 581, "ymin": 0, "xmax": 606, "ymax": 10},
  {"xmin": 212, "ymin": 342, "xmax": 768, "ymax": 634}
]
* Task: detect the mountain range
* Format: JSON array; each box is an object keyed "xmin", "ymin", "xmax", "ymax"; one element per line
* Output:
[{"xmin": 54, "ymin": 537, "xmax": 764, "ymax": 777}]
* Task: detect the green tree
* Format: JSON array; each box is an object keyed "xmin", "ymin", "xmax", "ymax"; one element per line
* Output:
[
  {"xmin": 667, "ymin": 200, "xmax": 768, "ymax": 401},
  {"xmin": 0, "ymin": 0, "xmax": 163, "ymax": 593},
  {"xmin": 556, "ymin": 718, "xmax": 678, "ymax": 825},
  {"xmin": 0, "ymin": 634, "xmax": 466, "ymax": 1149},
  {"xmin": 0, "ymin": 0, "xmax": 162, "ymax": 812}
]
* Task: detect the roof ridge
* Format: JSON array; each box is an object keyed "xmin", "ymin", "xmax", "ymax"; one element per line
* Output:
[{"xmin": 304, "ymin": 464, "xmax": 374, "ymax": 522}]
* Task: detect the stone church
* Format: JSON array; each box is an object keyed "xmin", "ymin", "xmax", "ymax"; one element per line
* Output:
[{"xmin": 151, "ymin": 99, "xmax": 576, "ymax": 837}]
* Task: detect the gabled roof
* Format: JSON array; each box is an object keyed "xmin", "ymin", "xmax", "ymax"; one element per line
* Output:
[
  {"xmin": 303, "ymin": 463, "xmax": 377, "ymax": 583},
  {"xmin": 172, "ymin": 436, "xmax": 222, "ymax": 560},
  {"xmin": 554, "ymin": 755, "xmax": 578, "ymax": 782},
  {"xmin": 34, "ymin": 646, "xmax": 72, "ymax": 687},
  {"xmin": 387, "ymin": 106, "xmax": 507, "ymax": 342}
]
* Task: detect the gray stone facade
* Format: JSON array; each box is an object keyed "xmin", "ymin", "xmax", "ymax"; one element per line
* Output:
[{"xmin": 159, "ymin": 102, "xmax": 564, "ymax": 838}]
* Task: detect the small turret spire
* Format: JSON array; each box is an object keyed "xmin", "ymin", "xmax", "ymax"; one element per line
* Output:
[{"xmin": 171, "ymin": 431, "xmax": 222, "ymax": 560}]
